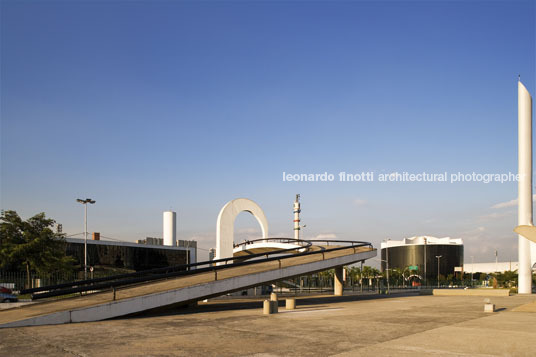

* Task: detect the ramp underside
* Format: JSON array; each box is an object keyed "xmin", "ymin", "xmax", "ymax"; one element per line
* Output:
[{"xmin": 0, "ymin": 246, "xmax": 376, "ymax": 328}]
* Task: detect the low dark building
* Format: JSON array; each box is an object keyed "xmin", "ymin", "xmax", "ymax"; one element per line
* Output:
[
  {"xmin": 65, "ymin": 238, "xmax": 196, "ymax": 271},
  {"xmin": 380, "ymin": 236, "xmax": 463, "ymax": 281}
]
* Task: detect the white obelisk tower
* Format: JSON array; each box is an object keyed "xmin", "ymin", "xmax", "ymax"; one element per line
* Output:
[
  {"xmin": 518, "ymin": 79, "xmax": 533, "ymax": 294},
  {"xmin": 294, "ymin": 194, "xmax": 301, "ymax": 240}
]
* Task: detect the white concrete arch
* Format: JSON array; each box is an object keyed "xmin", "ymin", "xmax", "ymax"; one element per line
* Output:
[{"xmin": 216, "ymin": 198, "xmax": 268, "ymax": 260}]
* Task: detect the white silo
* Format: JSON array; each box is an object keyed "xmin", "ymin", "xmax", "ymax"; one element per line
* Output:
[{"xmin": 163, "ymin": 211, "xmax": 177, "ymax": 247}]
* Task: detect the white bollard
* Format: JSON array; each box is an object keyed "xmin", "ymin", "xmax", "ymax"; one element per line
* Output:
[
  {"xmin": 484, "ymin": 298, "xmax": 495, "ymax": 313},
  {"xmin": 484, "ymin": 303, "xmax": 496, "ymax": 313}
]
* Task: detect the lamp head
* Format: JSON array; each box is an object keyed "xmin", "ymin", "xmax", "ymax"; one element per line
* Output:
[{"xmin": 77, "ymin": 198, "xmax": 96, "ymax": 204}]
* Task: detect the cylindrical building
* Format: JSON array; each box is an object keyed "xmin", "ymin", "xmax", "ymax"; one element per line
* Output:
[
  {"xmin": 163, "ymin": 211, "xmax": 177, "ymax": 247},
  {"xmin": 380, "ymin": 236, "xmax": 463, "ymax": 282}
]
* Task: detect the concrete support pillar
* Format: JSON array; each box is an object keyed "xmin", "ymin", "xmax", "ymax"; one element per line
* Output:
[
  {"xmin": 271, "ymin": 300, "xmax": 279, "ymax": 313},
  {"xmin": 286, "ymin": 298, "xmax": 296, "ymax": 310},
  {"xmin": 263, "ymin": 300, "xmax": 272, "ymax": 315},
  {"xmin": 270, "ymin": 292, "xmax": 278, "ymax": 312},
  {"xmin": 334, "ymin": 266, "xmax": 344, "ymax": 296}
]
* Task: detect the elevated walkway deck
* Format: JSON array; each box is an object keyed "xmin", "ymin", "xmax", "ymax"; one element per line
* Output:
[
  {"xmin": 0, "ymin": 245, "xmax": 376, "ymax": 328},
  {"xmin": 232, "ymin": 238, "xmax": 310, "ymax": 258}
]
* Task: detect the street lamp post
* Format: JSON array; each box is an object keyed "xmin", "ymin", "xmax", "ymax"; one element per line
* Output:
[
  {"xmin": 471, "ymin": 256, "xmax": 474, "ymax": 287},
  {"xmin": 77, "ymin": 198, "xmax": 96, "ymax": 280},
  {"xmin": 423, "ymin": 237, "xmax": 427, "ymax": 287},
  {"xmin": 436, "ymin": 255, "xmax": 442, "ymax": 288},
  {"xmin": 384, "ymin": 239, "xmax": 390, "ymax": 294},
  {"xmin": 360, "ymin": 260, "xmax": 363, "ymax": 294}
]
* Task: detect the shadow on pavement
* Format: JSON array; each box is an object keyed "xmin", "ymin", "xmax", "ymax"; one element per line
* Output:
[{"xmin": 123, "ymin": 291, "xmax": 420, "ymax": 320}]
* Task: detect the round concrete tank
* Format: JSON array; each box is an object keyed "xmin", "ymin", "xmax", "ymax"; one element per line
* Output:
[{"xmin": 163, "ymin": 211, "xmax": 176, "ymax": 247}]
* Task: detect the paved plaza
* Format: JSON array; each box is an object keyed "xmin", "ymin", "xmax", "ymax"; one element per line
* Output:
[{"xmin": 1, "ymin": 293, "xmax": 535, "ymax": 356}]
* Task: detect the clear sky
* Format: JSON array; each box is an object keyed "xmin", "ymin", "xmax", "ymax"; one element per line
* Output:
[{"xmin": 1, "ymin": 0, "xmax": 535, "ymax": 264}]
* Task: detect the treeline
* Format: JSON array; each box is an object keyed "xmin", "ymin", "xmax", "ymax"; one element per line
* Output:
[
  {"xmin": 0, "ymin": 210, "xmax": 75, "ymax": 287},
  {"xmin": 316, "ymin": 266, "xmax": 529, "ymax": 289}
]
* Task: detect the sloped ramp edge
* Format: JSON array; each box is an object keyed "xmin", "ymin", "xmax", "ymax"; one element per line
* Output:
[{"xmin": 1, "ymin": 249, "xmax": 376, "ymax": 328}]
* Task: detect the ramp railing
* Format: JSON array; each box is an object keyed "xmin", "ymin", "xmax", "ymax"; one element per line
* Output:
[{"xmin": 20, "ymin": 239, "xmax": 373, "ymax": 300}]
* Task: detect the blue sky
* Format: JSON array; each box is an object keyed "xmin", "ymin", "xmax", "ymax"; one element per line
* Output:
[{"xmin": 1, "ymin": 0, "xmax": 535, "ymax": 263}]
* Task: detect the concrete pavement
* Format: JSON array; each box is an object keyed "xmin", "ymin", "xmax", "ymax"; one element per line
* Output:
[{"xmin": 0, "ymin": 293, "xmax": 534, "ymax": 356}]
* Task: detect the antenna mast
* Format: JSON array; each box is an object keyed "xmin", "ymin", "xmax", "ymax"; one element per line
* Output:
[{"xmin": 294, "ymin": 194, "xmax": 301, "ymax": 240}]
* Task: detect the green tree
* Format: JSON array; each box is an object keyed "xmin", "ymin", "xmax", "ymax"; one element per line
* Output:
[
  {"xmin": 493, "ymin": 270, "xmax": 517, "ymax": 288},
  {"xmin": 318, "ymin": 268, "xmax": 334, "ymax": 286},
  {"xmin": 446, "ymin": 273, "xmax": 454, "ymax": 284},
  {"xmin": 347, "ymin": 266, "xmax": 362, "ymax": 285},
  {"xmin": 0, "ymin": 210, "xmax": 75, "ymax": 287},
  {"xmin": 361, "ymin": 266, "xmax": 377, "ymax": 286},
  {"xmin": 390, "ymin": 268, "xmax": 403, "ymax": 286}
]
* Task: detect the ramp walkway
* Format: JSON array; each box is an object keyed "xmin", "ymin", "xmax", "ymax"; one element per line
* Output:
[{"xmin": 0, "ymin": 240, "xmax": 375, "ymax": 328}]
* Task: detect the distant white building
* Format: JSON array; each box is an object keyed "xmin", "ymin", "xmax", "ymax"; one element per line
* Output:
[
  {"xmin": 463, "ymin": 262, "xmax": 519, "ymax": 274},
  {"xmin": 380, "ymin": 236, "xmax": 463, "ymax": 249}
]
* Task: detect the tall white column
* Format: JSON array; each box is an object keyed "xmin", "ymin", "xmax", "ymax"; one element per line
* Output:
[
  {"xmin": 163, "ymin": 211, "xmax": 177, "ymax": 247},
  {"xmin": 518, "ymin": 80, "xmax": 533, "ymax": 294}
]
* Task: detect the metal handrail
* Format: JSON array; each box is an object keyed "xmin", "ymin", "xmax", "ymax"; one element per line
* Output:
[
  {"xmin": 233, "ymin": 237, "xmax": 312, "ymax": 248},
  {"xmin": 25, "ymin": 239, "xmax": 373, "ymax": 300},
  {"xmin": 21, "ymin": 237, "xmax": 314, "ymax": 295}
]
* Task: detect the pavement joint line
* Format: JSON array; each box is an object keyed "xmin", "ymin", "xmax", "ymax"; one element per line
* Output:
[
  {"xmin": 278, "ymin": 307, "xmax": 344, "ymax": 314},
  {"xmin": 357, "ymin": 308, "xmax": 506, "ymax": 354},
  {"xmin": 374, "ymin": 344, "xmax": 496, "ymax": 357},
  {"xmin": 341, "ymin": 304, "xmax": 496, "ymax": 350}
]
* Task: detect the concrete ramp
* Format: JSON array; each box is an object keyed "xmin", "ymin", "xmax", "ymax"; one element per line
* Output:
[{"xmin": 0, "ymin": 246, "xmax": 375, "ymax": 328}]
